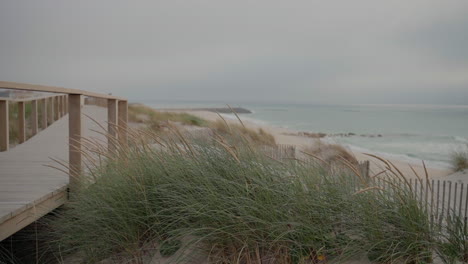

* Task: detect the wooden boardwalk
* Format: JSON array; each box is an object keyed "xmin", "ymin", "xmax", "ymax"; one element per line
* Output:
[{"xmin": 0, "ymin": 105, "xmax": 107, "ymax": 240}]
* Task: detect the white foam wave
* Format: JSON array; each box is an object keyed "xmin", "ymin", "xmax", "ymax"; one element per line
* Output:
[
  {"xmin": 455, "ymin": 136, "xmax": 468, "ymax": 143},
  {"xmin": 220, "ymin": 113, "xmax": 270, "ymax": 126},
  {"xmin": 342, "ymin": 144, "xmax": 451, "ymax": 170}
]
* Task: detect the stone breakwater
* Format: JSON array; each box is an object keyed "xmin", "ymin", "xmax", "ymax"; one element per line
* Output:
[
  {"xmin": 156, "ymin": 107, "xmax": 252, "ymax": 114},
  {"xmin": 283, "ymin": 131, "xmax": 384, "ymax": 139},
  {"xmin": 199, "ymin": 107, "xmax": 252, "ymax": 114}
]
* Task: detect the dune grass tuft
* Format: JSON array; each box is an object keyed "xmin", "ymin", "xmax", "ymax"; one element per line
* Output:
[
  {"xmin": 450, "ymin": 145, "xmax": 468, "ymax": 172},
  {"xmin": 301, "ymin": 141, "xmax": 358, "ymax": 166},
  {"xmin": 209, "ymin": 119, "xmax": 276, "ymax": 146},
  {"xmin": 129, "ymin": 104, "xmax": 208, "ymax": 129}
]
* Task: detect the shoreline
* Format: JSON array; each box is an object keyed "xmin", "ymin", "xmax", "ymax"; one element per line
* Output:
[
  {"xmin": 154, "ymin": 106, "xmax": 252, "ymax": 114},
  {"xmin": 156, "ymin": 107, "xmax": 453, "ymax": 179}
]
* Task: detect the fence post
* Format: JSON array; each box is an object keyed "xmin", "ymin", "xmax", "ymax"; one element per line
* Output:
[
  {"xmin": 0, "ymin": 99, "xmax": 8, "ymax": 151},
  {"xmin": 107, "ymin": 99, "xmax": 118, "ymax": 152},
  {"xmin": 364, "ymin": 160, "xmax": 370, "ymax": 178},
  {"xmin": 41, "ymin": 98, "xmax": 47, "ymax": 129},
  {"xmin": 31, "ymin": 99, "xmax": 38, "ymax": 135},
  {"xmin": 118, "ymin": 100, "xmax": 128, "ymax": 146},
  {"xmin": 69, "ymin": 94, "xmax": 82, "ymax": 191},
  {"xmin": 18, "ymin": 101, "xmax": 26, "ymax": 143}
]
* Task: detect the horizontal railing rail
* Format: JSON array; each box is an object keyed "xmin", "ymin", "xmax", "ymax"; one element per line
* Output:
[
  {"xmin": 0, "ymin": 81, "xmax": 126, "ymax": 101},
  {"xmin": 6, "ymin": 94, "xmax": 65, "ymax": 102}
]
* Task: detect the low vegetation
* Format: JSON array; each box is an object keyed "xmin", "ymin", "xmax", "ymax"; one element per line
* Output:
[
  {"xmin": 209, "ymin": 119, "xmax": 276, "ymax": 146},
  {"xmin": 35, "ymin": 126, "xmax": 465, "ymax": 264},
  {"xmin": 129, "ymin": 104, "xmax": 208, "ymax": 128},
  {"xmin": 301, "ymin": 141, "xmax": 358, "ymax": 165},
  {"xmin": 128, "ymin": 104, "xmax": 276, "ymax": 146},
  {"xmin": 450, "ymin": 145, "xmax": 468, "ymax": 172}
]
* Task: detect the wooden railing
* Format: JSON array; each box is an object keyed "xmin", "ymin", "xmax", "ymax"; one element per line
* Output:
[
  {"xmin": 0, "ymin": 94, "xmax": 68, "ymax": 149},
  {"xmin": 0, "ymin": 81, "xmax": 128, "ymax": 191}
]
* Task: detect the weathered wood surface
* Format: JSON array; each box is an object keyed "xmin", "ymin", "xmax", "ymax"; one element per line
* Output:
[{"xmin": 0, "ymin": 105, "xmax": 107, "ymax": 240}]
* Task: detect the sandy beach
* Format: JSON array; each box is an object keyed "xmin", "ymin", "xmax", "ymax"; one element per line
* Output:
[{"xmin": 161, "ymin": 108, "xmax": 453, "ymax": 180}]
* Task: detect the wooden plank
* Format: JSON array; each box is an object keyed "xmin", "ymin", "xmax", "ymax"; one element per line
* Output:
[
  {"xmin": 107, "ymin": 99, "xmax": 118, "ymax": 152},
  {"xmin": 0, "ymin": 188, "xmax": 67, "ymax": 241},
  {"xmin": 0, "ymin": 81, "xmax": 126, "ymax": 101},
  {"xmin": 18, "ymin": 101, "xmax": 26, "ymax": 143},
  {"xmin": 454, "ymin": 183, "xmax": 458, "ymax": 217},
  {"xmin": 31, "ymin": 99, "xmax": 38, "ymax": 135},
  {"xmin": 448, "ymin": 181, "xmax": 452, "ymax": 221},
  {"xmin": 118, "ymin": 100, "xmax": 128, "ymax": 146},
  {"xmin": 0, "ymin": 99, "xmax": 8, "ymax": 151},
  {"xmin": 459, "ymin": 184, "xmax": 464, "ymax": 217},
  {"xmin": 69, "ymin": 94, "xmax": 82, "ymax": 191}
]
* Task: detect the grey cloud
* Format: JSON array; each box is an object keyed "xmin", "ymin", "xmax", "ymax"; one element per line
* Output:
[
  {"xmin": 0, "ymin": 0, "xmax": 467, "ymax": 104},
  {"xmin": 402, "ymin": 11, "xmax": 468, "ymax": 67}
]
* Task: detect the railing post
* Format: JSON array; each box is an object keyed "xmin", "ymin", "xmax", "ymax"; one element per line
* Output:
[
  {"xmin": 57, "ymin": 96, "xmax": 61, "ymax": 118},
  {"xmin": 31, "ymin": 99, "xmax": 38, "ymax": 135},
  {"xmin": 63, "ymin": 95, "xmax": 66, "ymax": 115},
  {"xmin": 65, "ymin": 95, "xmax": 68, "ymax": 114},
  {"xmin": 54, "ymin": 96, "xmax": 59, "ymax": 120},
  {"xmin": 60, "ymin": 95, "xmax": 65, "ymax": 116},
  {"xmin": 0, "ymin": 99, "xmax": 8, "ymax": 151},
  {"xmin": 107, "ymin": 99, "xmax": 118, "ymax": 152},
  {"xmin": 69, "ymin": 94, "xmax": 82, "ymax": 191},
  {"xmin": 118, "ymin": 100, "xmax": 128, "ymax": 146},
  {"xmin": 41, "ymin": 98, "xmax": 47, "ymax": 129},
  {"xmin": 18, "ymin": 101, "xmax": 26, "ymax": 143},
  {"xmin": 59, "ymin": 96, "xmax": 62, "ymax": 117},
  {"xmin": 48, "ymin": 97, "xmax": 54, "ymax": 124},
  {"xmin": 60, "ymin": 96, "xmax": 64, "ymax": 118}
]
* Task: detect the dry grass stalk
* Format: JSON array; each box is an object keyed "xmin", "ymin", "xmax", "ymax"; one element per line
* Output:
[
  {"xmin": 300, "ymin": 150, "xmax": 330, "ymax": 167},
  {"xmin": 226, "ymin": 104, "xmax": 246, "ymax": 129},
  {"xmin": 354, "ymin": 186, "xmax": 385, "ymax": 195}
]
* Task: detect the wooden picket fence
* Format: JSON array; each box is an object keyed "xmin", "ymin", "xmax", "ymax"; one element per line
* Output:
[
  {"xmin": 373, "ymin": 177, "xmax": 468, "ymax": 229},
  {"xmin": 261, "ymin": 143, "xmax": 467, "ymax": 229},
  {"xmin": 181, "ymin": 132, "xmax": 466, "ymax": 229},
  {"xmin": 259, "ymin": 144, "xmax": 371, "ymax": 177}
]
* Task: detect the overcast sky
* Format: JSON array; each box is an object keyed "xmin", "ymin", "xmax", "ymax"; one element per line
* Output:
[{"xmin": 1, "ymin": 1, "xmax": 467, "ymax": 104}]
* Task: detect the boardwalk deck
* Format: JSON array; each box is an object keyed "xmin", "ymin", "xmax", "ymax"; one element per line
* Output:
[{"xmin": 0, "ymin": 105, "xmax": 107, "ymax": 240}]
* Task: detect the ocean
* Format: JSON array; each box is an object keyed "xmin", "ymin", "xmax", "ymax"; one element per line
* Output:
[{"xmin": 143, "ymin": 100, "xmax": 468, "ymax": 169}]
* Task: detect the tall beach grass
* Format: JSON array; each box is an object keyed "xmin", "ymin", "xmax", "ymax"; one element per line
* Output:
[{"xmin": 39, "ymin": 122, "xmax": 463, "ymax": 263}]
